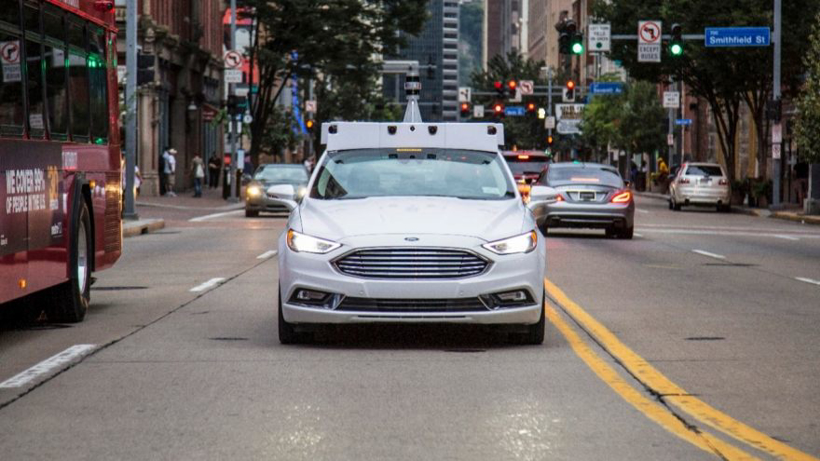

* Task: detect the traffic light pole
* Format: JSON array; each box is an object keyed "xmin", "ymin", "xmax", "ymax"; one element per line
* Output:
[
  {"xmin": 123, "ymin": 0, "xmax": 138, "ymax": 219},
  {"xmin": 547, "ymin": 68, "xmax": 553, "ymax": 144},
  {"xmin": 771, "ymin": 0, "xmax": 782, "ymax": 209},
  {"xmin": 228, "ymin": 0, "xmax": 239, "ymax": 202}
]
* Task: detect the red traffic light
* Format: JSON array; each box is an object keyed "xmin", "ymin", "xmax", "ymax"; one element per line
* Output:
[
  {"xmin": 493, "ymin": 103, "xmax": 504, "ymax": 114},
  {"xmin": 507, "ymin": 80, "xmax": 517, "ymax": 90},
  {"xmin": 460, "ymin": 102, "xmax": 470, "ymax": 115},
  {"xmin": 526, "ymin": 102, "xmax": 536, "ymax": 112},
  {"xmin": 566, "ymin": 80, "xmax": 576, "ymax": 90},
  {"xmin": 305, "ymin": 120, "xmax": 315, "ymax": 130},
  {"xmin": 494, "ymin": 81, "xmax": 503, "ymax": 90},
  {"xmin": 547, "ymin": 135, "xmax": 554, "ymax": 145}
]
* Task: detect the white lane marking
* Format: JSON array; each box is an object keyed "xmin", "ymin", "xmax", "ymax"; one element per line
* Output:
[
  {"xmin": 190, "ymin": 277, "xmax": 227, "ymax": 292},
  {"xmin": 692, "ymin": 249, "xmax": 726, "ymax": 260},
  {"xmin": 257, "ymin": 250, "xmax": 278, "ymax": 260},
  {"xmin": 774, "ymin": 235, "xmax": 800, "ymax": 241},
  {"xmin": 637, "ymin": 229, "xmax": 820, "ymax": 240},
  {"xmin": 189, "ymin": 210, "xmax": 243, "ymax": 222},
  {"xmin": 0, "ymin": 345, "xmax": 97, "ymax": 389},
  {"xmin": 795, "ymin": 277, "xmax": 820, "ymax": 286},
  {"xmin": 636, "ymin": 209, "xmax": 650, "ymax": 214}
]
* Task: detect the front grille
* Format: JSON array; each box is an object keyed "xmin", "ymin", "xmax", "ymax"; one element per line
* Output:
[
  {"xmin": 334, "ymin": 248, "xmax": 489, "ymax": 279},
  {"xmin": 337, "ymin": 297, "xmax": 486, "ymax": 313}
]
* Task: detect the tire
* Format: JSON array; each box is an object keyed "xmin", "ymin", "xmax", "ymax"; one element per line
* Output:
[
  {"xmin": 668, "ymin": 200, "xmax": 673, "ymax": 210},
  {"xmin": 245, "ymin": 209, "xmax": 259, "ymax": 218},
  {"xmin": 605, "ymin": 227, "xmax": 617, "ymax": 238},
  {"xmin": 278, "ymin": 288, "xmax": 306, "ymax": 344},
  {"xmin": 672, "ymin": 199, "xmax": 682, "ymax": 211},
  {"xmin": 619, "ymin": 226, "xmax": 634, "ymax": 240},
  {"xmin": 45, "ymin": 200, "xmax": 92, "ymax": 323},
  {"xmin": 718, "ymin": 204, "xmax": 731, "ymax": 213},
  {"xmin": 510, "ymin": 291, "xmax": 546, "ymax": 345}
]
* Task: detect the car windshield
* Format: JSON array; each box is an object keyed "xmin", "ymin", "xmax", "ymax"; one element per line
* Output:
[
  {"xmin": 547, "ymin": 166, "xmax": 623, "ymax": 188},
  {"xmin": 504, "ymin": 155, "xmax": 549, "ymax": 177},
  {"xmin": 685, "ymin": 165, "xmax": 724, "ymax": 177},
  {"xmin": 254, "ymin": 166, "xmax": 308, "ymax": 183},
  {"xmin": 310, "ymin": 148, "xmax": 516, "ymax": 200}
]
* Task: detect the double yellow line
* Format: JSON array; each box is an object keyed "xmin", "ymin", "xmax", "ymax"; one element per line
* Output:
[{"xmin": 544, "ymin": 277, "xmax": 818, "ymax": 461}]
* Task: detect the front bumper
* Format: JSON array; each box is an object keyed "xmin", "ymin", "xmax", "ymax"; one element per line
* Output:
[
  {"xmin": 278, "ymin": 234, "xmax": 546, "ymax": 325},
  {"xmin": 246, "ymin": 194, "xmax": 294, "ymax": 213}
]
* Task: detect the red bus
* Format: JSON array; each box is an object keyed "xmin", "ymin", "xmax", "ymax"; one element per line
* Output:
[{"xmin": 0, "ymin": 0, "xmax": 120, "ymax": 322}]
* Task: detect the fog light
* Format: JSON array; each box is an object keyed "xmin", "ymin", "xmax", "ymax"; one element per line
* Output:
[
  {"xmin": 296, "ymin": 289, "xmax": 328, "ymax": 302},
  {"xmin": 497, "ymin": 290, "xmax": 528, "ymax": 302}
]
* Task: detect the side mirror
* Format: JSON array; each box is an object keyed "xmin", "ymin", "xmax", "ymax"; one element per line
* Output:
[
  {"xmin": 529, "ymin": 185, "xmax": 559, "ymax": 204},
  {"xmin": 266, "ymin": 184, "xmax": 298, "ymax": 211}
]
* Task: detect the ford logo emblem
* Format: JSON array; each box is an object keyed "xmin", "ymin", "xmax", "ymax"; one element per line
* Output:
[{"xmin": 404, "ymin": 237, "xmax": 419, "ymax": 242}]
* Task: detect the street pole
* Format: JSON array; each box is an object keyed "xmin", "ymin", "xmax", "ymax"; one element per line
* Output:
[
  {"xmin": 547, "ymin": 67, "xmax": 553, "ymax": 154},
  {"xmin": 771, "ymin": 0, "xmax": 782, "ymax": 209},
  {"xmin": 228, "ymin": 0, "xmax": 238, "ymax": 202},
  {"xmin": 123, "ymin": 0, "xmax": 138, "ymax": 219}
]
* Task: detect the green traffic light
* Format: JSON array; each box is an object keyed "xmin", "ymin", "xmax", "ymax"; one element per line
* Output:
[
  {"xmin": 670, "ymin": 43, "xmax": 683, "ymax": 56},
  {"xmin": 572, "ymin": 42, "xmax": 584, "ymax": 54}
]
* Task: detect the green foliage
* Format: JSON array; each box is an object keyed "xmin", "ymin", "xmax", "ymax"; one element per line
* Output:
[
  {"xmin": 239, "ymin": 0, "xmax": 429, "ymax": 160},
  {"xmin": 796, "ymin": 14, "xmax": 820, "ymax": 164},
  {"xmin": 581, "ymin": 79, "xmax": 665, "ymax": 161},
  {"xmin": 459, "ymin": 1, "xmax": 483, "ymax": 85},
  {"xmin": 470, "ymin": 51, "xmax": 548, "ymax": 150},
  {"xmin": 257, "ymin": 106, "xmax": 302, "ymax": 158}
]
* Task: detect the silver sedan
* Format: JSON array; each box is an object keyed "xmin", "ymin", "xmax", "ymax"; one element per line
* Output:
[
  {"xmin": 528, "ymin": 162, "xmax": 635, "ymax": 239},
  {"xmin": 669, "ymin": 162, "xmax": 731, "ymax": 212},
  {"xmin": 277, "ymin": 146, "xmax": 547, "ymax": 345}
]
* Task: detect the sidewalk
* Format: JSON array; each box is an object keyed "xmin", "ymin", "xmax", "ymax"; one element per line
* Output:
[{"xmin": 635, "ymin": 191, "xmax": 820, "ymax": 225}]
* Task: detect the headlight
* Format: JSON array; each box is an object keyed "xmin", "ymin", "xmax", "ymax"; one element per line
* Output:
[
  {"xmin": 287, "ymin": 229, "xmax": 341, "ymax": 254},
  {"xmin": 247, "ymin": 185, "xmax": 262, "ymax": 197},
  {"xmin": 482, "ymin": 231, "xmax": 537, "ymax": 255}
]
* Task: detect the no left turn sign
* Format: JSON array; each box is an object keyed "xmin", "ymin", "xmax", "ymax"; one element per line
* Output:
[
  {"xmin": 639, "ymin": 21, "xmax": 662, "ymax": 44},
  {"xmin": 223, "ymin": 50, "xmax": 243, "ymax": 69}
]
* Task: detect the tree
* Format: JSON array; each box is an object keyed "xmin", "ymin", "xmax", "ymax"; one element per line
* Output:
[
  {"xmin": 795, "ymin": 13, "xmax": 820, "ymax": 164},
  {"xmin": 239, "ymin": 0, "xmax": 428, "ymax": 162},
  {"xmin": 594, "ymin": 0, "xmax": 820, "ymax": 180},
  {"xmin": 470, "ymin": 51, "xmax": 549, "ymax": 150},
  {"xmin": 580, "ymin": 73, "xmax": 625, "ymax": 161}
]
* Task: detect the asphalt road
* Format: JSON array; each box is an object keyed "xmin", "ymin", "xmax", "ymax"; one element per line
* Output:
[{"xmin": 0, "ymin": 197, "xmax": 818, "ymax": 460}]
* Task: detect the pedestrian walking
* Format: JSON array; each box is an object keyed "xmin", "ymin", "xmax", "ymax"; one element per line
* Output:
[
  {"xmin": 191, "ymin": 154, "xmax": 205, "ymax": 198},
  {"xmin": 163, "ymin": 147, "xmax": 177, "ymax": 197},
  {"xmin": 208, "ymin": 155, "xmax": 221, "ymax": 188}
]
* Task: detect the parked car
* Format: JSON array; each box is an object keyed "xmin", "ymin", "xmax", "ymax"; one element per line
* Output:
[
  {"xmin": 529, "ymin": 162, "xmax": 635, "ymax": 239},
  {"xmin": 245, "ymin": 164, "xmax": 309, "ymax": 217},
  {"xmin": 668, "ymin": 162, "xmax": 731, "ymax": 212}
]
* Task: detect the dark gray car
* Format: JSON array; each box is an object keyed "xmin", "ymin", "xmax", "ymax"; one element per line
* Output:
[
  {"xmin": 245, "ymin": 164, "xmax": 309, "ymax": 217},
  {"xmin": 528, "ymin": 162, "xmax": 635, "ymax": 239}
]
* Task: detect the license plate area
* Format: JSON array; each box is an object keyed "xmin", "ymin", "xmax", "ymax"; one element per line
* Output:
[
  {"xmin": 579, "ymin": 191, "xmax": 596, "ymax": 201},
  {"xmin": 699, "ymin": 178, "xmax": 711, "ymax": 184}
]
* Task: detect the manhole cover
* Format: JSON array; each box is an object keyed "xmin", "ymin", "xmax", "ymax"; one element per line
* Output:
[
  {"xmin": 209, "ymin": 337, "xmax": 248, "ymax": 341},
  {"xmin": 443, "ymin": 349, "xmax": 486, "ymax": 353},
  {"xmin": 704, "ymin": 263, "xmax": 757, "ymax": 267},
  {"xmin": 152, "ymin": 231, "xmax": 182, "ymax": 235},
  {"xmin": 685, "ymin": 336, "xmax": 725, "ymax": 341}
]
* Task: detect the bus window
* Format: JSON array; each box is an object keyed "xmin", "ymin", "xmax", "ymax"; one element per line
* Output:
[
  {"xmin": 44, "ymin": 8, "xmax": 68, "ymax": 140},
  {"xmin": 68, "ymin": 19, "xmax": 88, "ymax": 143},
  {"xmin": 89, "ymin": 27, "xmax": 107, "ymax": 144},
  {"xmin": 0, "ymin": 20, "xmax": 25, "ymax": 137},
  {"xmin": 24, "ymin": 5, "xmax": 45, "ymax": 138}
]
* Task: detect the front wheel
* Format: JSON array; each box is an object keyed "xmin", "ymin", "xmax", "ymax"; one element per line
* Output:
[
  {"xmin": 245, "ymin": 209, "xmax": 259, "ymax": 218},
  {"xmin": 45, "ymin": 200, "xmax": 92, "ymax": 323},
  {"xmin": 278, "ymin": 288, "xmax": 310, "ymax": 344},
  {"xmin": 510, "ymin": 292, "xmax": 545, "ymax": 345}
]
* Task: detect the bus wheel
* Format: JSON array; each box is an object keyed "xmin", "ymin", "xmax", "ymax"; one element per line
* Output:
[{"xmin": 46, "ymin": 201, "xmax": 92, "ymax": 323}]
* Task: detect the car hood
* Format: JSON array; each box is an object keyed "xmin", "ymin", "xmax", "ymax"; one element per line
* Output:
[{"xmin": 299, "ymin": 196, "xmax": 526, "ymax": 243}]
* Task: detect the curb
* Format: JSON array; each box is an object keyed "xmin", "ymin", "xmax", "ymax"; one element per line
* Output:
[
  {"xmin": 122, "ymin": 219, "xmax": 165, "ymax": 238},
  {"xmin": 770, "ymin": 212, "xmax": 820, "ymax": 226}
]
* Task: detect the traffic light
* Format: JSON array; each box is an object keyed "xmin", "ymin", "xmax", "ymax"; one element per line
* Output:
[
  {"xmin": 507, "ymin": 80, "xmax": 518, "ymax": 97},
  {"xmin": 460, "ymin": 102, "xmax": 470, "ymax": 117},
  {"xmin": 493, "ymin": 102, "xmax": 505, "ymax": 117},
  {"xmin": 547, "ymin": 135, "xmax": 554, "ymax": 145},
  {"xmin": 305, "ymin": 119, "xmax": 315, "ymax": 131},
  {"xmin": 571, "ymin": 32, "xmax": 584, "ymax": 55},
  {"xmin": 556, "ymin": 19, "xmax": 575, "ymax": 54},
  {"xmin": 137, "ymin": 54, "xmax": 155, "ymax": 85},
  {"xmin": 526, "ymin": 102, "xmax": 536, "ymax": 114},
  {"xmin": 564, "ymin": 80, "xmax": 576, "ymax": 102},
  {"xmin": 669, "ymin": 23, "xmax": 683, "ymax": 56},
  {"xmin": 494, "ymin": 81, "xmax": 505, "ymax": 97}
]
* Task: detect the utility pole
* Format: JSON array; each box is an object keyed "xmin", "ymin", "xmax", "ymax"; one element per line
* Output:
[
  {"xmin": 668, "ymin": 78, "xmax": 675, "ymax": 169},
  {"xmin": 771, "ymin": 0, "xmax": 782, "ymax": 209},
  {"xmin": 123, "ymin": 0, "xmax": 138, "ymax": 219},
  {"xmin": 228, "ymin": 0, "xmax": 238, "ymax": 202},
  {"xmin": 547, "ymin": 67, "xmax": 553, "ymax": 148}
]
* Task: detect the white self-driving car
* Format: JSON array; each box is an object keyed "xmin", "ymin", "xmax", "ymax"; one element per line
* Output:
[{"xmin": 276, "ymin": 121, "xmax": 552, "ymax": 345}]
